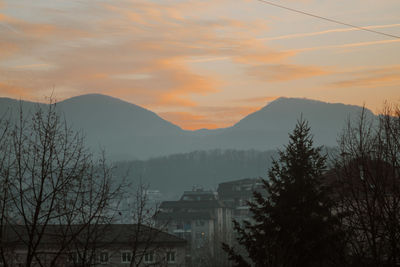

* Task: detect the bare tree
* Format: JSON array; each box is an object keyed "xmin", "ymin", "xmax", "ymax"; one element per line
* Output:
[
  {"xmin": 0, "ymin": 101, "xmax": 122, "ymax": 267},
  {"xmin": 0, "ymin": 111, "xmax": 13, "ymax": 267},
  {"xmin": 334, "ymin": 104, "xmax": 400, "ymax": 266},
  {"xmin": 124, "ymin": 181, "xmax": 167, "ymax": 267}
]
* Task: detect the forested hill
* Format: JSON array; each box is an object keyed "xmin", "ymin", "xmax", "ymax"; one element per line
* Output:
[
  {"xmin": 113, "ymin": 147, "xmax": 337, "ymax": 199},
  {"xmin": 113, "ymin": 149, "xmax": 273, "ymax": 199}
]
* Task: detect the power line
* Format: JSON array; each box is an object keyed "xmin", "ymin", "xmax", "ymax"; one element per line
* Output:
[{"xmin": 256, "ymin": 0, "xmax": 400, "ymax": 39}]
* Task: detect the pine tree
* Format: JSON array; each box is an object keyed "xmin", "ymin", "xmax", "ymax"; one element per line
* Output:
[{"xmin": 223, "ymin": 119, "xmax": 345, "ymax": 267}]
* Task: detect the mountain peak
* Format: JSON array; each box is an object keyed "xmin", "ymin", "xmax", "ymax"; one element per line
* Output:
[
  {"xmin": 59, "ymin": 93, "xmax": 137, "ymax": 106},
  {"xmin": 225, "ymin": 97, "xmax": 374, "ymax": 150},
  {"xmin": 263, "ymin": 97, "xmax": 368, "ymax": 112}
]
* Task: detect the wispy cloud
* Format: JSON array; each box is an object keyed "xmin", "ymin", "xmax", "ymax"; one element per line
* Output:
[
  {"xmin": 0, "ymin": 0, "xmax": 279, "ymax": 109},
  {"xmin": 0, "ymin": 82, "xmax": 34, "ymax": 99},
  {"xmin": 1, "ymin": 0, "xmax": 399, "ymax": 129},
  {"xmin": 184, "ymin": 57, "xmax": 230, "ymax": 63},
  {"xmin": 247, "ymin": 64, "xmax": 330, "ymax": 82},
  {"xmin": 260, "ymin": 23, "xmax": 400, "ymax": 41},
  {"xmin": 330, "ymin": 65, "xmax": 400, "ymax": 89},
  {"xmin": 287, "ymin": 39, "xmax": 400, "ymax": 53},
  {"xmin": 237, "ymin": 96, "xmax": 280, "ymax": 104},
  {"xmin": 13, "ymin": 63, "xmax": 51, "ymax": 69},
  {"xmin": 160, "ymin": 105, "xmax": 260, "ymax": 130},
  {"xmin": 159, "ymin": 111, "xmax": 217, "ymax": 130}
]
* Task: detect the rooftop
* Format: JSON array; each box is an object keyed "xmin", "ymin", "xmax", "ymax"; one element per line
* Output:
[{"xmin": 2, "ymin": 224, "xmax": 186, "ymax": 246}]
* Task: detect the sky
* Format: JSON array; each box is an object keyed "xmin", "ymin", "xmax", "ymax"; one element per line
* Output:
[{"xmin": 0, "ymin": 0, "xmax": 399, "ymax": 130}]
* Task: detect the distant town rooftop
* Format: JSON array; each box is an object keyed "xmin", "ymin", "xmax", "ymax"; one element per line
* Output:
[{"xmin": 180, "ymin": 188, "xmax": 218, "ymax": 201}]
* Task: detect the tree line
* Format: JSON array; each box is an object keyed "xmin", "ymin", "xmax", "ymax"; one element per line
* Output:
[
  {"xmin": 114, "ymin": 149, "xmax": 281, "ymax": 199},
  {"xmin": 224, "ymin": 104, "xmax": 400, "ymax": 267}
]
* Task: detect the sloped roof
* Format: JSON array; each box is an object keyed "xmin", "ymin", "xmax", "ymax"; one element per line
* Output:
[
  {"xmin": 218, "ymin": 177, "xmax": 262, "ymax": 186},
  {"xmin": 160, "ymin": 200, "xmax": 226, "ymax": 209},
  {"xmin": 156, "ymin": 211, "xmax": 214, "ymax": 221},
  {"xmin": 2, "ymin": 224, "xmax": 186, "ymax": 246}
]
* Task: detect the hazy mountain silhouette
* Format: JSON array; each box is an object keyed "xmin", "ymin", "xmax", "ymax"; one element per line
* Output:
[
  {"xmin": 57, "ymin": 94, "xmax": 193, "ymax": 160},
  {"xmin": 0, "ymin": 94, "xmax": 195, "ymax": 160},
  {"xmin": 0, "ymin": 94, "xmax": 374, "ymax": 160},
  {"xmin": 198, "ymin": 97, "xmax": 374, "ymax": 151}
]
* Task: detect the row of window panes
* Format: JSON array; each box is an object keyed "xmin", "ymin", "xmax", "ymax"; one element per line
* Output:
[
  {"xmin": 121, "ymin": 251, "xmax": 155, "ymax": 263},
  {"xmin": 113, "ymin": 251, "xmax": 176, "ymax": 263},
  {"xmin": 14, "ymin": 251, "xmax": 175, "ymax": 264}
]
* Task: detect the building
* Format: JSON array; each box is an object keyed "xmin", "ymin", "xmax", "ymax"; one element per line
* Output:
[
  {"xmin": 217, "ymin": 178, "xmax": 264, "ymax": 222},
  {"xmin": 116, "ymin": 190, "xmax": 163, "ymax": 224},
  {"xmin": 0, "ymin": 224, "xmax": 187, "ymax": 267},
  {"xmin": 156, "ymin": 189, "xmax": 232, "ymax": 265}
]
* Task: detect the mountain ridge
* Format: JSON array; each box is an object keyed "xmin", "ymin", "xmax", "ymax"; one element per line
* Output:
[{"xmin": 0, "ymin": 94, "xmax": 373, "ymax": 160}]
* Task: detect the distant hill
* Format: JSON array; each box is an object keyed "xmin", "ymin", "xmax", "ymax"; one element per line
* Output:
[
  {"xmin": 197, "ymin": 97, "xmax": 374, "ymax": 151},
  {"xmin": 0, "ymin": 94, "xmax": 374, "ymax": 160},
  {"xmin": 0, "ymin": 94, "xmax": 193, "ymax": 160},
  {"xmin": 56, "ymin": 94, "xmax": 192, "ymax": 160},
  {"xmin": 113, "ymin": 149, "xmax": 278, "ymax": 199},
  {"xmin": 113, "ymin": 147, "xmax": 337, "ymax": 198}
]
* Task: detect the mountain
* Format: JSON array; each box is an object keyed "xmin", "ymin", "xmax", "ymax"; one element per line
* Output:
[
  {"xmin": 0, "ymin": 94, "xmax": 192, "ymax": 160},
  {"xmin": 197, "ymin": 97, "xmax": 374, "ymax": 151},
  {"xmin": 56, "ymin": 94, "xmax": 193, "ymax": 160},
  {"xmin": 0, "ymin": 94, "xmax": 373, "ymax": 160}
]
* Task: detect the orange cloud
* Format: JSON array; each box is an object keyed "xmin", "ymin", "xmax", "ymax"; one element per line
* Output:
[
  {"xmin": 0, "ymin": 0, "xmax": 398, "ymax": 131},
  {"xmin": 152, "ymin": 59, "xmax": 220, "ymax": 107},
  {"xmin": 233, "ymin": 40, "xmax": 296, "ymax": 64},
  {"xmin": 0, "ymin": 82, "xmax": 34, "ymax": 99},
  {"xmin": 0, "ymin": 0, "xmax": 304, "ymax": 130},
  {"xmin": 235, "ymin": 50, "xmax": 295, "ymax": 64},
  {"xmin": 159, "ymin": 111, "xmax": 219, "ymax": 130},
  {"xmin": 164, "ymin": 105, "xmax": 261, "ymax": 129},
  {"xmin": 247, "ymin": 64, "xmax": 329, "ymax": 82},
  {"xmin": 0, "ymin": 11, "xmax": 92, "ymax": 63},
  {"xmin": 0, "ymin": 13, "xmax": 55, "ymax": 36},
  {"xmin": 330, "ymin": 65, "xmax": 400, "ymax": 88},
  {"xmin": 238, "ymin": 96, "xmax": 280, "ymax": 104},
  {"xmin": 0, "ymin": 41, "xmax": 18, "ymax": 59},
  {"xmin": 0, "ymin": 0, "xmax": 276, "ymax": 110}
]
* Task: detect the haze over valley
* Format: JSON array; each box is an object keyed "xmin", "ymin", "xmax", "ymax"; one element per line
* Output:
[{"xmin": 1, "ymin": 94, "xmax": 370, "ymax": 196}]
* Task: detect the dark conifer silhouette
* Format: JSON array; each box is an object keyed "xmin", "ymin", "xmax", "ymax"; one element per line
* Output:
[{"xmin": 223, "ymin": 118, "xmax": 345, "ymax": 267}]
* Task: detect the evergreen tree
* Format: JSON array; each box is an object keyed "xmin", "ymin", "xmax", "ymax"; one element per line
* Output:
[{"xmin": 223, "ymin": 119, "xmax": 345, "ymax": 267}]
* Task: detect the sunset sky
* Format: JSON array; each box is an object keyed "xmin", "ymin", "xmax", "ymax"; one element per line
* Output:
[{"xmin": 0, "ymin": 0, "xmax": 399, "ymax": 129}]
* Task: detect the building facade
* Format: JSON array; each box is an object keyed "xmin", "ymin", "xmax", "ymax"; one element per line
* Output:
[
  {"xmin": 156, "ymin": 189, "xmax": 232, "ymax": 266},
  {"xmin": 217, "ymin": 178, "xmax": 264, "ymax": 222},
  {"xmin": 0, "ymin": 224, "xmax": 187, "ymax": 267}
]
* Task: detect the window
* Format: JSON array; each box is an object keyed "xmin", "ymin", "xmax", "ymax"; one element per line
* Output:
[
  {"xmin": 121, "ymin": 251, "xmax": 132, "ymax": 263},
  {"xmin": 196, "ymin": 231, "xmax": 206, "ymax": 239},
  {"xmin": 68, "ymin": 252, "xmax": 80, "ymax": 264},
  {"xmin": 184, "ymin": 221, "xmax": 191, "ymax": 230},
  {"xmin": 195, "ymin": 220, "xmax": 205, "ymax": 226},
  {"xmin": 144, "ymin": 252, "xmax": 154, "ymax": 263},
  {"xmin": 15, "ymin": 253, "xmax": 24, "ymax": 263},
  {"xmin": 167, "ymin": 252, "xmax": 175, "ymax": 263},
  {"xmin": 100, "ymin": 251, "xmax": 109, "ymax": 264}
]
